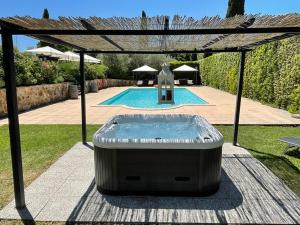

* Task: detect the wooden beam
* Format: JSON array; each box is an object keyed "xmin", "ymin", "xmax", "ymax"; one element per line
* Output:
[
  {"xmin": 202, "ymin": 18, "xmax": 255, "ymax": 48},
  {"xmin": 1, "ymin": 30, "xmax": 25, "ymax": 209},
  {"xmin": 233, "ymin": 50, "xmax": 246, "ymax": 146},
  {"xmin": 80, "ymin": 19, "xmax": 124, "ymax": 51},
  {"xmin": 79, "ymin": 52, "xmax": 87, "ymax": 144},
  {"xmin": 5, "ymin": 27, "xmax": 300, "ymax": 35},
  {"xmin": 75, "ymin": 48, "xmax": 250, "ymax": 54},
  {"xmin": 0, "ymin": 20, "xmax": 86, "ymax": 51}
]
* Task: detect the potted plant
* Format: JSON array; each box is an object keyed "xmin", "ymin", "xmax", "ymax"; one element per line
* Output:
[
  {"xmin": 69, "ymin": 82, "xmax": 79, "ymax": 99},
  {"xmin": 90, "ymin": 80, "xmax": 99, "ymax": 93}
]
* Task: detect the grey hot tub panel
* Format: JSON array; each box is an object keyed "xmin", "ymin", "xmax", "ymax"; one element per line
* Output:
[{"xmin": 93, "ymin": 114, "xmax": 224, "ymax": 196}]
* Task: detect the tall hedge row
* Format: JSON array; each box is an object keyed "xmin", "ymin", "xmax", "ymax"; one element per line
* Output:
[{"xmin": 199, "ymin": 37, "xmax": 300, "ymax": 113}]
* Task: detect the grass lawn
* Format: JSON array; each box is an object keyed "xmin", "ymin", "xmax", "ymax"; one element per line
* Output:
[
  {"xmin": 0, "ymin": 125, "xmax": 99, "ymax": 209},
  {"xmin": 217, "ymin": 125, "xmax": 300, "ymax": 195},
  {"xmin": 0, "ymin": 124, "xmax": 299, "ymax": 214}
]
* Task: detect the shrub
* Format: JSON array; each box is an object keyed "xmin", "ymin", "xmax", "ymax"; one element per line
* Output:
[
  {"xmin": 40, "ymin": 61, "xmax": 63, "ymax": 84},
  {"xmin": 58, "ymin": 62, "xmax": 79, "ymax": 83},
  {"xmin": 15, "ymin": 53, "xmax": 43, "ymax": 86},
  {"xmin": 101, "ymin": 54, "xmax": 130, "ymax": 79},
  {"xmin": 1, "ymin": 48, "xmax": 65, "ymax": 87},
  {"xmin": 58, "ymin": 62, "xmax": 108, "ymax": 83},
  {"xmin": 101, "ymin": 54, "xmax": 170, "ymax": 80},
  {"xmin": 85, "ymin": 64, "xmax": 107, "ymax": 80}
]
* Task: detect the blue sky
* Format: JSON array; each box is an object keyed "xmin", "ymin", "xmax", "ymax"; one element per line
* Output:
[{"xmin": 1, "ymin": 0, "xmax": 299, "ymax": 51}]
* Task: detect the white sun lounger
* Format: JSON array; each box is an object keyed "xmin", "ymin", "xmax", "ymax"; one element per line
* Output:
[
  {"xmin": 278, "ymin": 137, "xmax": 300, "ymax": 154},
  {"xmin": 187, "ymin": 80, "xmax": 194, "ymax": 85},
  {"xmin": 137, "ymin": 80, "xmax": 143, "ymax": 86}
]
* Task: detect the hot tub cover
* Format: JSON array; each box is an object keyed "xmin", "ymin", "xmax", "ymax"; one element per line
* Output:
[{"xmin": 93, "ymin": 114, "xmax": 224, "ymax": 149}]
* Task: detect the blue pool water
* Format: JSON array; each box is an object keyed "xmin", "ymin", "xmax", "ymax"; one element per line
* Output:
[{"xmin": 100, "ymin": 88, "xmax": 208, "ymax": 109}]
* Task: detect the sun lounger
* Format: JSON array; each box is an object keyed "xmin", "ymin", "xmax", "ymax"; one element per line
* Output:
[
  {"xmin": 174, "ymin": 80, "xmax": 180, "ymax": 85},
  {"xmin": 148, "ymin": 80, "xmax": 154, "ymax": 86},
  {"xmin": 278, "ymin": 137, "xmax": 300, "ymax": 154},
  {"xmin": 137, "ymin": 80, "xmax": 143, "ymax": 86},
  {"xmin": 187, "ymin": 80, "xmax": 194, "ymax": 85}
]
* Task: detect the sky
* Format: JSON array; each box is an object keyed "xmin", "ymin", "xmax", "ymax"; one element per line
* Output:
[{"xmin": 0, "ymin": 0, "xmax": 299, "ymax": 51}]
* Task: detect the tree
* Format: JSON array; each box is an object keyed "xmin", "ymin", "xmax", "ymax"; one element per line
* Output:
[
  {"xmin": 142, "ymin": 10, "xmax": 146, "ymax": 19},
  {"xmin": 191, "ymin": 49, "xmax": 198, "ymax": 61},
  {"xmin": 226, "ymin": 0, "xmax": 245, "ymax": 18},
  {"xmin": 42, "ymin": 8, "xmax": 49, "ymax": 19},
  {"xmin": 202, "ymin": 0, "xmax": 245, "ymax": 58},
  {"xmin": 140, "ymin": 10, "xmax": 148, "ymax": 48},
  {"xmin": 169, "ymin": 53, "xmax": 192, "ymax": 61},
  {"xmin": 38, "ymin": 8, "xmax": 51, "ymax": 47}
]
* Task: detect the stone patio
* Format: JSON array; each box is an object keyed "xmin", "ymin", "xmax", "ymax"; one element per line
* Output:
[
  {"xmin": 0, "ymin": 86, "xmax": 299, "ymax": 125},
  {"xmin": 0, "ymin": 143, "xmax": 299, "ymax": 224}
]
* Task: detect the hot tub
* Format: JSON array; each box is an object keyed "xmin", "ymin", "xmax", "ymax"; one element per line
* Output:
[{"xmin": 93, "ymin": 114, "xmax": 224, "ymax": 196}]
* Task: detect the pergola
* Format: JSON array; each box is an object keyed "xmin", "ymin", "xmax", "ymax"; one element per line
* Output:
[{"xmin": 0, "ymin": 14, "xmax": 299, "ymax": 209}]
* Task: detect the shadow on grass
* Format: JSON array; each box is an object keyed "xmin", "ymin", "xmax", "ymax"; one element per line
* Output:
[
  {"xmin": 241, "ymin": 146, "xmax": 300, "ymax": 196},
  {"xmin": 286, "ymin": 147, "xmax": 300, "ymax": 159}
]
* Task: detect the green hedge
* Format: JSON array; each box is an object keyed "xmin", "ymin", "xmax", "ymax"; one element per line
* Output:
[
  {"xmin": 58, "ymin": 62, "xmax": 107, "ymax": 84},
  {"xmin": 0, "ymin": 50, "xmax": 64, "ymax": 87},
  {"xmin": 199, "ymin": 37, "xmax": 300, "ymax": 113}
]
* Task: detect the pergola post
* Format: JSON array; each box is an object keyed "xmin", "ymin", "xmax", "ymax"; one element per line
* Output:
[
  {"xmin": 79, "ymin": 52, "xmax": 87, "ymax": 144},
  {"xmin": 1, "ymin": 30, "xmax": 25, "ymax": 209},
  {"xmin": 233, "ymin": 50, "xmax": 246, "ymax": 146}
]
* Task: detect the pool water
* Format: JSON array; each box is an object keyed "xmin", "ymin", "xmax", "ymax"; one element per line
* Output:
[
  {"xmin": 101, "ymin": 116, "xmax": 202, "ymax": 139},
  {"xmin": 99, "ymin": 88, "xmax": 208, "ymax": 109}
]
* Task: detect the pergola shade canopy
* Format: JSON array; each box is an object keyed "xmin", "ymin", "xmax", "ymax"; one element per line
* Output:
[
  {"xmin": 173, "ymin": 65, "xmax": 198, "ymax": 72},
  {"xmin": 132, "ymin": 65, "xmax": 158, "ymax": 72},
  {"xmin": 0, "ymin": 14, "xmax": 299, "ymax": 53}
]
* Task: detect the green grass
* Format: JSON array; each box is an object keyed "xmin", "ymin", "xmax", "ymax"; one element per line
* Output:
[
  {"xmin": 0, "ymin": 125, "xmax": 99, "ymax": 209},
  {"xmin": 0, "ymin": 124, "xmax": 299, "ymax": 213},
  {"xmin": 217, "ymin": 125, "xmax": 300, "ymax": 195}
]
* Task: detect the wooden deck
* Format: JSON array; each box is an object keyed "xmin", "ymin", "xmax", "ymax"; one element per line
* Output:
[{"xmin": 0, "ymin": 143, "xmax": 299, "ymax": 224}]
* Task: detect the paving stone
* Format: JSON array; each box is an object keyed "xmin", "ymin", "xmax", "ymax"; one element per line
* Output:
[{"xmin": 1, "ymin": 86, "xmax": 299, "ymax": 125}]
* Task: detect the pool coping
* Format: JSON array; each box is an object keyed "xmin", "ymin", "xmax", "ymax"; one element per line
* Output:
[
  {"xmin": 92, "ymin": 103, "xmax": 216, "ymax": 110},
  {"xmin": 93, "ymin": 87, "xmax": 215, "ymax": 110}
]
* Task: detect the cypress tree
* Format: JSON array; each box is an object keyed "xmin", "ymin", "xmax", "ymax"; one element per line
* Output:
[
  {"xmin": 42, "ymin": 8, "xmax": 49, "ymax": 19},
  {"xmin": 142, "ymin": 10, "xmax": 146, "ymax": 19},
  {"xmin": 37, "ymin": 8, "xmax": 70, "ymax": 51},
  {"xmin": 203, "ymin": 0, "xmax": 245, "ymax": 58},
  {"xmin": 226, "ymin": 0, "xmax": 245, "ymax": 18},
  {"xmin": 38, "ymin": 8, "xmax": 50, "ymax": 47},
  {"xmin": 140, "ymin": 10, "xmax": 148, "ymax": 48}
]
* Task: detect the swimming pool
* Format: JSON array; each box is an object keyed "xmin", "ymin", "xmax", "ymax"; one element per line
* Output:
[{"xmin": 99, "ymin": 88, "xmax": 208, "ymax": 109}]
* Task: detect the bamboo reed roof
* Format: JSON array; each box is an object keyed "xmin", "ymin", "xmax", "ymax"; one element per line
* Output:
[{"xmin": 0, "ymin": 14, "xmax": 300, "ymax": 52}]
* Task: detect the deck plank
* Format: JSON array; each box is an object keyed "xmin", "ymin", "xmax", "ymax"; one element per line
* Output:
[{"xmin": 0, "ymin": 142, "xmax": 299, "ymax": 224}]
